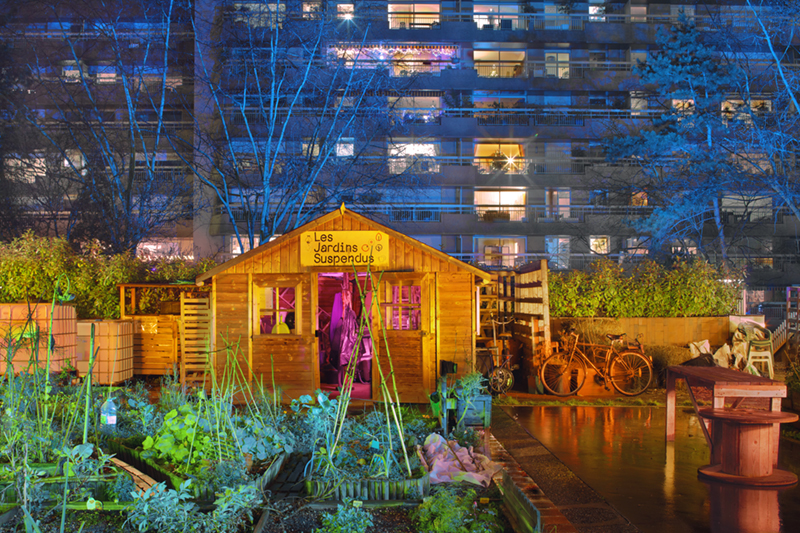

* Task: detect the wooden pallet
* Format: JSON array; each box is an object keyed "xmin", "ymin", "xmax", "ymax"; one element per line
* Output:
[{"xmin": 179, "ymin": 294, "xmax": 212, "ymax": 391}]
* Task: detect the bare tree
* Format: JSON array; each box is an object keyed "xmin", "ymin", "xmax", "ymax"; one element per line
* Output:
[
  {"xmin": 1, "ymin": 0, "xmax": 196, "ymax": 253},
  {"xmin": 187, "ymin": 0, "xmax": 428, "ymax": 253}
]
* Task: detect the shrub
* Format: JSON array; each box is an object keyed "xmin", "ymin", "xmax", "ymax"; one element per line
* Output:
[
  {"xmin": 413, "ymin": 486, "xmax": 502, "ymax": 533},
  {"xmin": 549, "ymin": 258, "xmax": 741, "ymax": 318},
  {"xmin": 646, "ymin": 345, "xmax": 692, "ymax": 386}
]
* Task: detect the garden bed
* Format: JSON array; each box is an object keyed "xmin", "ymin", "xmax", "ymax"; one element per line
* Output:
[{"xmin": 108, "ymin": 438, "xmax": 286, "ymax": 502}]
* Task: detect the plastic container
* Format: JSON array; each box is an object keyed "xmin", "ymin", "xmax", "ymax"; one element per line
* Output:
[{"xmin": 100, "ymin": 398, "xmax": 117, "ymax": 427}]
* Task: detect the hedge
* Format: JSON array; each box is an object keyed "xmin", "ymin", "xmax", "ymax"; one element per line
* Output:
[
  {"xmin": 548, "ymin": 258, "xmax": 741, "ymax": 318},
  {"xmin": 0, "ymin": 232, "xmax": 216, "ymax": 319}
]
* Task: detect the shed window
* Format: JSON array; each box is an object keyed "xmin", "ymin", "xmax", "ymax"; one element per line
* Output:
[
  {"xmin": 254, "ymin": 284, "xmax": 300, "ymax": 335},
  {"xmin": 382, "ymin": 282, "xmax": 421, "ymax": 330}
]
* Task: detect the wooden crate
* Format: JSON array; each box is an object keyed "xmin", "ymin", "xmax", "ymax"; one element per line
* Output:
[
  {"xmin": 76, "ymin": 320, "xmax": 134, "ymax": 384},
  {"xmin": 133, "ymin": 316, "xmax": 178, "ymax": 375},
  {"xmin": 0, "ymin": 303, "xmax": 76, "ymax": 374}
]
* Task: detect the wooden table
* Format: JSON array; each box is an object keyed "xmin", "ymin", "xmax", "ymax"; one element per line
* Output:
[
  {"xmin": 665, "ymin": 366, "xmax": 787, "ymax": 466},
  {"xmin": 696, "ymin": 408, "xmax": 798, "ymax": 487}
]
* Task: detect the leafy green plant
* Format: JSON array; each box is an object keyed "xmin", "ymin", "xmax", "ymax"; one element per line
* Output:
[
  {"xmin": 141, "ymin": 404, "xmax": 216, "ymax": 476},
  {"xmin": 413, "ymin": 486, "xmax": 502, "ymax": 533},
  {"xmin": 126, "ymin": 480, "xmax": 261, "ymax": 533},
  {"xmin": 314, "ymin": 498, "xmax": 373, "ymax": 533}
]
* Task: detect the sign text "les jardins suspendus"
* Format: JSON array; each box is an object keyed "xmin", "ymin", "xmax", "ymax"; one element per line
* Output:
[{"xmin": 300, "ymin": 231, "xmax": 389, "ymax": 267}]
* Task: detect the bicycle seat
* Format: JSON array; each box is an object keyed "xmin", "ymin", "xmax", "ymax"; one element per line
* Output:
[{"xmin": 606, "ymin": 333, "xmax": 627, "ymax": 341}]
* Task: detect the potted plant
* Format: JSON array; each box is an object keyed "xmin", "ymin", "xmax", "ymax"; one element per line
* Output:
[{"xmin": 454, "ymin": 372, "xmax": 492, "ymax": 429}]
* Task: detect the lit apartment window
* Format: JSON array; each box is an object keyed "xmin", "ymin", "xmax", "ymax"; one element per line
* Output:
[
  {"xmin": 61, "ymin": 64, "xmax": 81, "ymax": 83},
  {"xmin": 721, "ymin": 99, "xmax": 772, "ymax": 124},
  {"xmin": 545, "ymin": 51, "xmax": 570, "ymax": 79},
  {"xmin": 4, "ymin": 154, "xmax": 46, "ymax": 184},
  {"xmin": 388, "ymin": 3, "xmax": 440, "ymax": 29},
  {"xmin": 302, "ymin": 1, "xmax": 322, "ymax": 19},
  {"xmin": 545, "ymin": 236, "xmax": 570, "ymax": 270},
  {"xmin": 231, "ymin": 235, "xmax": 260, "ymax": 255},
  {"xmin": 92, "ymin": 65, "xmax": 117, "ymax": 84},
  {"xmin": 475, "ymin": 188, "xmax": 527, "ymax": 222},
  {"xmin": 630, "ymin": 91, "xmax": 647, "ymax": 116},
  {"xmin": 630, "ymin": 5, "xmax": 647, "ymax": 22},
  {"xmin": 630, "ymin": 191, "xmax": 648, "ymax": 206},
  {"xmin": 672, "ymin": 99, "xmax": 695, "ymax": 114},
  {"xmin": 624, "ymin": 237, "xmax": 648, "ymax": 256},
  {"xmin": 589, "ymin": 236, "xmax": 609, "ymax": 255},
  {"xmin": 389, "ymin": 94, "xmax": 442, "ymax": 123},
  {"xmin": 476, "ymin": 237, "xmax": 525, "ymax": 268},
  {"xmin": 474, "ymin": 47, "xmax": 526, "ymax": 78},
  {"xmin": 474, "ymin": 142, "xmax": 524, "ymax": 173},
  {"xmin": 336, "ymin": 138, "xmax": 354, "ymax": 157},
  {"xmin": 389, "ymin": 142, "xmax": 440, "ymax": 174},
  {"xmin": 589, "ymin": 0, "xmax": 606, "ymax": 21},
  {"xmin": 337, "ymin": 2, "xmax": 354, "ymax": 20},
  {"xmin": 473, "ymin": 2, "xmax": 521, "ymax": 30},
  {"xmin": 545, "ymin": 188, "xmax": 570, "ymax": 219},
  {"xmin": 329, "ymin": 44, "xmax": 457, "ymax": 75},
  {"xmin": 232, "ymin": 2, "xmax": 285, "ymax": 29},
  {"xmin": 302, "ymin": 140, "xmax": 321, "ymax": 158}
]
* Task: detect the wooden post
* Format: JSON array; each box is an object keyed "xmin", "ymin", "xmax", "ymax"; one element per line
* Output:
[{"xmin": 666, "ymin": 369, "xmax": 676, "ymax": 441}]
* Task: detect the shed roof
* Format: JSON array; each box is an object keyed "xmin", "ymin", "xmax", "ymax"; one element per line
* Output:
[{"xmin": 196, "ymin": 207, "xmax": 492, "ymax": 283}]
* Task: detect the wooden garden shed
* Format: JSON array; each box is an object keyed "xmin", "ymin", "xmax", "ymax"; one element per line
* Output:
[{"xmin": 195, "ymin": 207, "xmax": 492, "ymax": 403}]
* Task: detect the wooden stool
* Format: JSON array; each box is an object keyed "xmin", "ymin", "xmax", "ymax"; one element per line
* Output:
[{"xmin": 697, "ymin": 408, "xmax": 798, "ymax": 487}]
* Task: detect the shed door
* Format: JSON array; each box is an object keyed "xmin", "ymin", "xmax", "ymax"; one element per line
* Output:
[
  {"xmin": 374, "ymin": 273, "xmax": 431, "ymax": 403},
  {"xmin": 250, "ymin": 274, "xmax": 315, "ymax": 398}
]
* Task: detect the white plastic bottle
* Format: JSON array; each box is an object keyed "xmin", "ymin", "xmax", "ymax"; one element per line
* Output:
[{"xmin": 100, "ymin": 398, "xmax": 117, "ymax": 427}]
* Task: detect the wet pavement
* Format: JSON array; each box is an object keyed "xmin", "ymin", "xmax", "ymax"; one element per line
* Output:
[{"xmin": 494, "ymin": 404, "xmax": 800, "ymax": 533}]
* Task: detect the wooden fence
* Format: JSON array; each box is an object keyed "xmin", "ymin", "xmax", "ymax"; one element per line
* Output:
[{"xmin": 551, "ymin": 316, "xmax": 734, "ymax": 347}]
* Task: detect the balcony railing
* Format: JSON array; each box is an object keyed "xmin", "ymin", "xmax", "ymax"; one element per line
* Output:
[
  {"xmin": 451, "ymin": 252, "xmax": 800, "ymax": 271},
  {"xmin": 218, "ymin": 8, "xmax": 794, "ymax": 33}
]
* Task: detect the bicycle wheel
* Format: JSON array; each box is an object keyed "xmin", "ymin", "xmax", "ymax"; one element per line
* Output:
[
  {"xmin": 540, "ymin": 352, "xmax": 587, "ymax": 396},
  {"xmin": 608, "ymin": 352, "xmax": 653, "ymax": 396},
  {"xmin": 489, "ymin": 367, "xmax": 514, "ymax": 394}
]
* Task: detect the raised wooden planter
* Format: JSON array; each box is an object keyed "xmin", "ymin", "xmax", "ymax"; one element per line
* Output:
[
  {"xmin": 76, "ymin": 320, "xmax": 134, "ymax": 384},
  {"xmin": 0, "ymin": 462, "xmax": 134, "ymax": 505},
  {"xmin": 107, "ymin": 439, "xmax": 286, "ymax": 501},
  {"xmin": 0, "ymin": 303, "xmax": 76, "ymax": 374},
  {"xmin": 305, "ymin": 471, "xmax": 430, "ymax": 501}
]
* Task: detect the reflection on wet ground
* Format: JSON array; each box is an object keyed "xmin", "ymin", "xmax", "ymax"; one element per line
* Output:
[{"xmin": 509, "ymin": 406, "xmax": 800, "ymax": 533}]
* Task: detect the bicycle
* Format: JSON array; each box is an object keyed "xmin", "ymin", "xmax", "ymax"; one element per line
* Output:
[
  {"xmin": 540, "ymin": 329, "xmax": 653, "ymax": 396},
  {"xmin": 484, "ymin": 314, "xmax": 516, "ymax": 394}
]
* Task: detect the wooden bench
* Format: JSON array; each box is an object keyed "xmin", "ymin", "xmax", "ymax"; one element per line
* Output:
[{"xmin": 697, "ymin": 407, "xmax": 798, "ymax": 487}]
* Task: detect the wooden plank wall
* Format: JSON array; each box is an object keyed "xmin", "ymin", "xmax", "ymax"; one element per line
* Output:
[
  {"xmin": 133, "ymin": 316, "xmax": 178, "ymax": 375},
  {"xmin": 437, "ymin": 272, "xmax": 475, "ymax": 378},
  {"xmin": 376, "ymin": 331, "xmax": 427, "ymax": 403},
  {"xmin": 214, "ymin": 274, "xmax": 250, "ymax": 378},
  {"xmin": 551, "ymin": 317, "xmax": 732, "ymax": 347}
]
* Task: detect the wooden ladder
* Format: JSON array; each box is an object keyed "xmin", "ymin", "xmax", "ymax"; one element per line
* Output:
[{"xmin": 179, "ymin": 293, "xmax": 212, "ymax": 392}]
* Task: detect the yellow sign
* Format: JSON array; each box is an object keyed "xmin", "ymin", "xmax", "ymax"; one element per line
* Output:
[{"xmin": 300, "ymin": 231, "xmax": 389, "ymax": 267}]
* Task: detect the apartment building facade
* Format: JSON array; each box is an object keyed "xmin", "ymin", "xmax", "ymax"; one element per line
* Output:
[{"xmin": 3, "ymin": 1, "xmax": 799, "ymax": 287}]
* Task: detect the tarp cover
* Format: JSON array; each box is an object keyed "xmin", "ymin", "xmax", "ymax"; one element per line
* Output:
[{"xmin": 422, "ymin": 433, "xmax": 502, "ymax": 487}]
